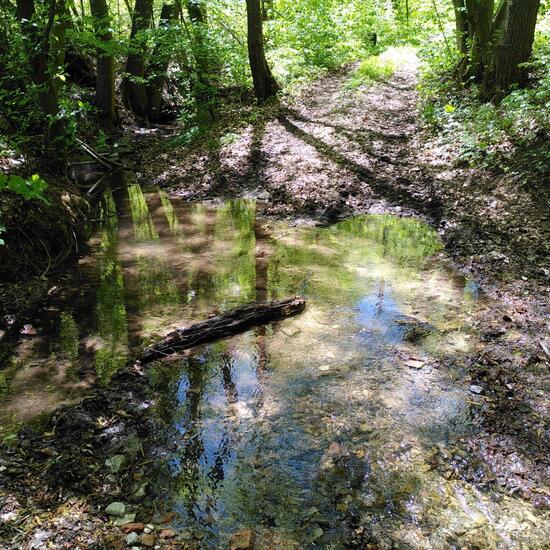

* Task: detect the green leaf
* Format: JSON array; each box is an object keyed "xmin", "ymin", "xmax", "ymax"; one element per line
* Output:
[{"xmin": 444, "ymin": 104, "xmax": 455, "ymax": 113}]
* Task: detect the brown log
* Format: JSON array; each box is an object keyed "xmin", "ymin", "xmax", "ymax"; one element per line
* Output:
[{"xmin": 138, "ymin": 297, "xmax": 306, "ymax": 364}]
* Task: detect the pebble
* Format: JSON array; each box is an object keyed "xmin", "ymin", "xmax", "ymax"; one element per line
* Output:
[
  {"xmin": 470, "ymin": 384, "xmax": 484, "ymax": 394},
  {"xmin": 115, "ymin": 513, "xmax": 136, "ymax": 526},
  {"xmin": 405, "ymin": 359, "xmax": 425, "ymax": 369},
  {"xmin": 126, "ymin": 532, "xmax": 140, "ymax": 545},
  {"xmin": 121, "ymin": 522, "xmax": 145, "ymax": 533},
  {"xmin": 159, "ymin": 529, "xmax": 176, "ymax": 539},
  {"xmin": 105, "ymin": 502, "xmax": 126, "ymax": 517},
  {"xmin": 104, "ymin": 454, "xmax": 126, "ymax": 474},
  {"xmin": 129, "ymin": 482, "xmax": 148, "ymax": 502},
  {"xmin": 141, "ymin": 533, "xmax": 156, "ymax": 546}
]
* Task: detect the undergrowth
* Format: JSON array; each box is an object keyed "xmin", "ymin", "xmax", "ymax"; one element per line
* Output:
[
  {"xmin": 418, "ymin": 23, "xmax": 550, "ymax": 174},
  {"xmin": 347, "ymin": 46, "xmax": 417, "ymax": 88}
]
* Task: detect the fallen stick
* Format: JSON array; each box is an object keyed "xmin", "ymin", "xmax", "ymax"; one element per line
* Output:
[{"xmin": 138, "ymin": 297, "xmax": 306, "ymax": 364}]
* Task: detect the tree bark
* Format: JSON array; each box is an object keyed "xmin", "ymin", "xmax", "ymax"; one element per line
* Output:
[
  {"xmin": 146, "ymin": 3, "xmax": 176, "ymax": 120},
  {"xmin": 485, "ymin": 0, "xmax": 541, "ymax": 96},
  {"xmin": 452, "ymin": 0, "xmax": 470, "ymax": 56},
  {"xmin": 16, "ymin": 0, "xmax": 59, "ymax": 117},
  {"xmin": 246, "ymin": 0, "xmax": 278, "ymax": 101},
  {"xmin": 186, "ymin": 0, "xmax": 205, "ymax": 23},
  {"xmin": 90, "ymin": 0, "xmax": 117, "ymax": 122},
  {"xmin": 138, "ymin": 297, "xmax": 306, "ymax": 364},
  {"xmin": 464, "ymin": 0, "xmax": 494, "ymax": 82},
  {"xmin": 122, "ymin": 0, "xmax": 153, "ymax": 118},
  {"xmin": 65, "ymin": 46, "xmax": 96, "ymax": 87}
]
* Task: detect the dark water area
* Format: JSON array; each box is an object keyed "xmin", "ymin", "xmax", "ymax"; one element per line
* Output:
[{"xmin": 2, "ymin": 178, "xmax": 548, "ymax": 548}]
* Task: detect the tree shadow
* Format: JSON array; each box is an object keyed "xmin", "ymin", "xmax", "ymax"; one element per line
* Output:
[
  {"xmin": 283, "ymin": 107, "xmax": 411, "ymax": 143},
  {"xmin": 277, "ymin": 113, "xmax": 443, "ymax": 218}
]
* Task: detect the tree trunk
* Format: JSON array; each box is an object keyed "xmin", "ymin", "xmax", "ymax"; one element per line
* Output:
[
  {"xmin": 122, "ymin": 0, "xmax": 153, "ymax": 119},
  {"xmin": 138, "ymin": 297, "xmax": 306, "ymax": 364},
  {"xmin": 16, "ymin": 0, "xmax": 59, "ymax": 117},
  {"xmin": 186, "ymin": 0, "xmax": 205, "ymax": 23},
  {"xmin": 485, "ymin": 0, "xmax": 541, "ymax": 96},
  {"xmin": 452, "ymin": 0, "xmax": 470, "ymax": 56},
  {"xmin": 90, "ymin": 0, "xmax": 117, "ymax": 122},
  {"xmin": 261, "ymin": 0, "xmax": 273, "ymax": 21},
  {"xmin": 464, "ymin": 0, "xmax": 494, "ymax": 82},
  {"xmin": 65, "ymin": 46, "xmax": 96, "ymax": 87},
  {"xmin": 16, "ymin": 0, "xmax": 68, "ymax": 152},
  {"xmin": 146, "ymin": 3, "xmax": 176, "ymax": 120},
  {"xmin": 246, "ymin": 0, "xmax": 278, "ymax": 102}
]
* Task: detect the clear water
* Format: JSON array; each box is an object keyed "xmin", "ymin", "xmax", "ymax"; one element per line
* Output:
[{"xmin": 1, "ymin": 180, "xmax": 548, "ymax": 548}]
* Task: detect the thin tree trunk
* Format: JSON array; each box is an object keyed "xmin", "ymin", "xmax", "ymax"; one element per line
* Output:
[
  {"xmin": 90, "ymin": 0, "xmax": 117, "ymax": 122},
  {"xmin": 485, "ymin": 0, "xmax": 540, "ymax": 97},
  {"xmin": 146, "ymin": 3, "xmax": 176, "ymax": 121},
  {"xmin": 186, "ymin": 0, "xmax": 205, "ymax": 23},
  {"xmin": 246, "ymin": 0, "xmax": 278, "ymax": 102},
  {"xmin": 122, "ymin": 0, "xmax": 153, "ymax": 119},
  {"xmin": 452, "ymin": 0, "xmax": 470, "ymax": 56}
]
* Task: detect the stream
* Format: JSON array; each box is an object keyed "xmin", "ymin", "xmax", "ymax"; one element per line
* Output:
[{"xmin": 1, "ymin": 177, "xmax": 549, "ymax": 549}]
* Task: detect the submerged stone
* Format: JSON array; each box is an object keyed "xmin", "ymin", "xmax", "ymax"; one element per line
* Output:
[
  {"xmin": 105, "ymin": 502, "xmax": 126, "ymax": 517},
  {"xmin": 126, "ymin": 532, "xmax": 140, "ymax": 545},
  {"xmin": 104, "ymin": 454, "xmax": 126, "ymax": 474}
]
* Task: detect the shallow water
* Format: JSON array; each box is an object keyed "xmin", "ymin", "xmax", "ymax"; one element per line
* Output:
[{"xmin": 2, "ymin": 182, "xmax": 549, "ymax": 548}]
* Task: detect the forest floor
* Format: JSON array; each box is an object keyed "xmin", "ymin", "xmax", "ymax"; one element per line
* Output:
[
  {"xmin": 141, "ymin": 56, "xmax": 550, "ymax": 506},
  {"xmin": 1, "ymin": 59, "xmax": 550, "ymax": 548}
]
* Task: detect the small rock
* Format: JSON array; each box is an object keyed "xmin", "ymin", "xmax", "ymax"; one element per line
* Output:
[
  {"xmin": 161, "ymin": 512, "xmax": 176, "ymax": 523},
  {"xmin": 126, "ymin": 532, "xmax": 140, "ymax": 545},
  {"xmin": 105, "ymin": 502, "xmax": 126, "ymax": 517},
  {"xmin": 470, "ymin": 385, "xmax": 484, "ymax": 394},
  {"xmin": 358, "ymin": 423, "xmax": 372, "ymax": 434},
  {"xmin": 229, "ymin": 529, "xmax": 255, "ymax": 550},
  {"xmin": 311, "ymin": 527, "xmax": 324, "ymax": 540},
  {"xmin": 129, "ymin": 482, "xmax": 148, "ymax": 502},
  {"xmin": 405, "ymin": 359, "xmax": 424, "ymax": 370},
  {"xmin": 115, "ymin": 513, "xmax": 136, "ymax": 526},
  {"xmin": 336, "ymin": 502, "xmax": 348, "ymax": 513},
  {"xmin": 21, "ymin": 324, "xmax": 37, "ymax": 335},
  {"xmin": 159, "ymin": 529, "xmax": 176, "ymax": 539},
  {"xmin": 121, "ymin": 522, "xmax": 145, "ymax": 533},
  {"xmin": 141, "ymin": 533, "xmax": 156, "ymax": 547}
]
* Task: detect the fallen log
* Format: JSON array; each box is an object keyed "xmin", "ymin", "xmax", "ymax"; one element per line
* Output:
[{"xmin": 138, "ymin": 297, "xmax": 306, "ymax": 364}]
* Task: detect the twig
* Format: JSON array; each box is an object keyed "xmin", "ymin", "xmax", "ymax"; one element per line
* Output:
[{"xmin": 75, "ymin": 138, "xmax": 126, "ymax": 169}]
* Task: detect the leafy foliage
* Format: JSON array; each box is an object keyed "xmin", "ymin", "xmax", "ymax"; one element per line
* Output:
[
  {"xmin": 418, "ymin": 15, "xmax": 550, "ymax": 169},
  {"xmin": 0, "ymin": 174, "xmax": 49, "ymax": 203}
]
